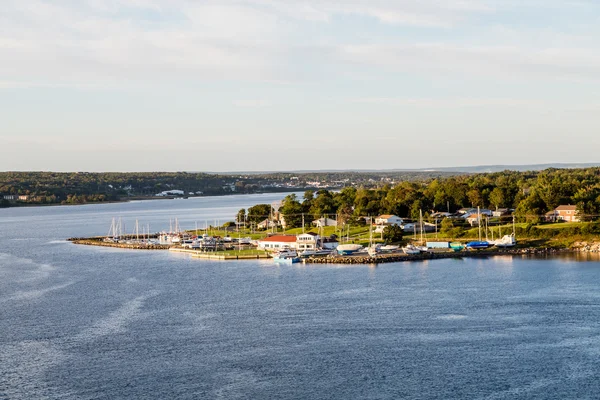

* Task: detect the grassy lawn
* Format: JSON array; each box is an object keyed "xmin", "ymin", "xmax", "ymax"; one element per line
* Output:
[
  {"xmin": 220, "ymin": 249, "xmax": 270, "ymax": 256},
  {"xmin": 535, "ymin": 222, "xmax": 586, "ymax": 230}
]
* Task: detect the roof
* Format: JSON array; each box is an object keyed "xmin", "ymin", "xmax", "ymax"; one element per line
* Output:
[
  {"xmin": 259, "ymin": 235, "xmax": 297, "ymax": 243},
  {"xmin": 556, "ymin": 205, "xmax": 577, "ymax": 211},
  {"xmin": 377, "ymin": 214, "xmax": 399, "ymax": 219}
]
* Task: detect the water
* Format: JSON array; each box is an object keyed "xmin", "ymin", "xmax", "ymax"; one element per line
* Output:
[{"xmin": 2, "ymin": 194, "xmax": 600, "ymax": 399}]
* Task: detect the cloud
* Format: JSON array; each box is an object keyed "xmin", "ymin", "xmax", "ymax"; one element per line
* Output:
[
  {"xmin": 337, "ymin": 43, "xmax": 600, "ymax": 82},
  {"xmin": 1, "ymin": 0, "xmax": 599, "ymax": 89}
]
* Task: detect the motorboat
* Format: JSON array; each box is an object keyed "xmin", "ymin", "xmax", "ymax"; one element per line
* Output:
[{"xmin": 272, "ymin": 249, "xmax": 300, "ymax": 263}]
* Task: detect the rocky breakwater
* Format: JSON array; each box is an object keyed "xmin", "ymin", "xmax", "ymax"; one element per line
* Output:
[
  {"xmin": 571, "ymin": 241, "xmax": 600, "ymax": 253},
  {"xmin": 303, "ymin": 247, "xmax": 569, "ymax": 265},
  {"xmin": 68, "ymin": 236, "xmax": 171, "ymax": 250}
]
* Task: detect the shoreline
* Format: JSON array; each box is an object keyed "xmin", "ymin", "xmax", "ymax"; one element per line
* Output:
[
  {"xmin": 67, "ymin": 237, "xmax": 580, "ymax": 263},
  {"xmin": 2, "ymin": 189, "xmax": 304, "ymax": 209}
]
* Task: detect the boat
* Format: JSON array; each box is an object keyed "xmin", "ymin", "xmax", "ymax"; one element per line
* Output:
[
  {"xmin": 336, "ymin": 244, "xmax": 363, "ymax": 255},
  {"xmin": 272, "ymin": 248, "xmax": 300, "ymax": 263},
  {"xmin": 367, "ymin": 246, "xmax": 380, "ymax": 257},
  {"xmin": 466, "ymin": 241, "xmax": 490, "ymax": 250},
  {"xmin": 402, "ymin": 244, "xmax": 421, "ymax": 255},
  {"xmin": 466, "ymin": 207, "xmax": 490, "ymax": 250},
  {"xmin": 450, "ymin": 242, "xmax": 465, "ymax": 252},
  {"xmin": 493, "ymin": 234, "xmax": 516, "ymax": 248},
  {"xmin": 379, "ymin": 245, "xmax": 400, "ymax": 252}
]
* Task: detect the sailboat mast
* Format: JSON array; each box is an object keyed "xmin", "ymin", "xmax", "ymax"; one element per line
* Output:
[
  {"xmin": 478, "ymin": 206, "xmax": 482, "ymax": 241},
  {"xmin": 419, "ymin": 209, "xmax": 424, "ymax": 244}
]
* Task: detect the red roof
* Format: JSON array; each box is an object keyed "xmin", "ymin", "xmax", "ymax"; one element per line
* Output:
[{"xmin": 259, "ymin": 235, "xmax": 297, "ymax": 243}]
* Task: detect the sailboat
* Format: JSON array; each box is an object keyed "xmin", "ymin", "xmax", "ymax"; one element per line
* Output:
[
  {"xmin": 493, "ymin": 216, "xmax": 517, "ymax": 248},
  {"xmin": 466, "ymin": 207, "xmax": 490, "ymax": 250}
]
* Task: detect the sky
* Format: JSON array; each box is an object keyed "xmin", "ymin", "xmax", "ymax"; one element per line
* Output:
[{"xmin": 1, "ymin": 0, "xmax": 600, "ymax": 172}]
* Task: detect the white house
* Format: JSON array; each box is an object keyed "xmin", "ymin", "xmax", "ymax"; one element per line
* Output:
[
  {"xmin": 312, "ymin": 217, "xmax": 337, "ymax": 227},
  {"xmin": 375, "ymin": 215, "xmax": 404, "ymax": 226},
  {"xmin": 296, "ymin": 233, "xmax": 320, "ymax": 251},
  {"xmin": 402, "ymin": 222, "xmax": 436, "ymax": 233}
]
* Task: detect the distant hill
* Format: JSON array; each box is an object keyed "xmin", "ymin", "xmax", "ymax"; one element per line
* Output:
[
  {"xmin": 422, "ymin": 163, "xmax": 600, "ymax": 173},
  {"xmin": 217, "ymin": 163, "xmax": 600, "ymax": 175}
]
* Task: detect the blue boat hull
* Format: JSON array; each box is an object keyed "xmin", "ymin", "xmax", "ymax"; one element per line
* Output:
[{"xmin": 466, "ymin": 241, "xmax": 490, "ymax": 249}]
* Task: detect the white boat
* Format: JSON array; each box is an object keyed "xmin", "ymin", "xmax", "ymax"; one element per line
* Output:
[
  {"xmin": 380, "ymin": 245, "xmax": 400, "ymax": 252},
  {"xmin": 336, "ymin": 244, "xmax": 363, "ymax": 255},
  {"xmin": 272, "ymin": 249, "xmax": 300, "ymax": 263},
  {"xmin": 402, "ymin": 244, "xmax": 421, "ymax": 255},
  {"xmin": 493, "ymin": 234, "xmax": 516, "ymax": 248},
  {"xmin": 367, "ymin": 246, "xmax": 379, "ymax": 257}
]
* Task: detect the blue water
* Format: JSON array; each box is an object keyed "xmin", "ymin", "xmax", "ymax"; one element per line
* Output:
[{"xmin": 2, "ymin": 194, "xmax": 600, "ymax": 399}]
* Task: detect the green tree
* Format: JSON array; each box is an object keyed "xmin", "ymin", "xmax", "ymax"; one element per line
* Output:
[
  {"xmin": 382, "ymin": 225, "xmax": 403, "ymax": 243},
  {"xmin": 247, "ymin": 204, "xmax": 272, "ymax": 223},
  {"xmin": 236, "ymin": 208, "xmax": 246, "ymax": 224},
  {"xmin": 488, "ymin": 187, "xmax": 505, "ymax": 210}
]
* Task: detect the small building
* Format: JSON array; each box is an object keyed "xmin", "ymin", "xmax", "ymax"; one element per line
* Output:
[
  {"xmin": 554, "ymin": 205, "xmax": 580, "ymax": 222},
  {"xmin": 312, "ymin": 217, "xmax": 337, "ymax": 227},
  {"xmin": 3, "ymin": 195, "xmax": 18, "ymax": 201},
  {"xmin": 257, "ymin": 219, "xmax": 277, "ymax": 230},
  {"xmin": 256, "ymin": 235, "xmax": 297, "ymax": 251},
  {"xmin": 431, "ymin": 212, "xmax": 453, "ymax": 219},
  {"xmin": 402, "ymin": 222, "xmax": 436, "ymax": 233},
  {"xmin": 463, "ymin": 209, "xmax": 493, "ymax": 218},
  {"xmin": 466, "ymin": 214, "xmax": 483, "ymax": 226},
  {"xmin": 492, "ymin": 208, "xmax": 511, "ymax": 217},
  {"xmin": 18, "ymin": 195, "xmax": 30, "ymax": 201},
  {"xmin": 296, "ymin": 233, "xmax": 320, "ymax": 251},
  {"xmin": 375, "ymin": 215, "xmax": 404, "ymax": 226}
]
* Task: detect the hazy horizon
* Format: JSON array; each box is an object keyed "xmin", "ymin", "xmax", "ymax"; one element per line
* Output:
[{"xmin": 2, "ymin": 1, "xmax": 599, "ymax": 171}]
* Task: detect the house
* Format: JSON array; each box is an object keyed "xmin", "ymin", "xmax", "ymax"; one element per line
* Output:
[
  {"xmin": 312, "ymin": 217, "xmax": 337, "ymax": 227},
  {"xmin": 463, "ymin": 209, "xmax": 493, "ymax": 218},
  {"xmin": 402, "ymin": 222, "xmax": 436, "ymax": 233},
  {"xmin": 492, "ymin": 208, "xmax": 511, "ymax": 217},
  {"xmin": 3, "ymin": 195, "xmax": 17, "ymax": 201},
  {"xmin": 554, "ymin": 205, "xmax": 580, "ymax": 222},
  {"xmin": 296, "ymin": 233, "xmax": 320, "ymax": 251},
  {"xmin": 18, "ymin": 195, "xmax": 29, "ymax": 201},
  {"xmin": 466, "ymin": 214, "xmax": 483, "ymax": 226},
  {"xmin": 431, "ymin": 212, "xmax": 453, "ymax": 219},
  {"xmin": 458, "ymin": 208, "xmax": 476, "ymax": 215},
  {"xmin": 375, "ymin": 215, "xmax": 404, "ymax": 226},
  {"xmin": 256, "ymin": 235, "xmax": 298, "ymax": 251},
  {"xmin": 256, "ymin": 233, "xmax": 322, "ymax": 251},
  {"xmin": 256, "ymin": 219, "xmax": 278, "ymax": 230}
]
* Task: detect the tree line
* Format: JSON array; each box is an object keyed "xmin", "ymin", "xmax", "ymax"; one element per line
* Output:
[{"xmin": 236, "ymin": 167, "xmax": 600, "ymax": 229}]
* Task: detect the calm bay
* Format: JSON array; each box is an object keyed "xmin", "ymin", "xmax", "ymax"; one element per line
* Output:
[{"xmin": 1, "ymin": 193, "xmax": 600, "ymax": 399}]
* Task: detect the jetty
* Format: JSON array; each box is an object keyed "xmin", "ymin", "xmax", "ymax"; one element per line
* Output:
[
  {"xmin": 302, "ymin": 247, "xmax": 567, "ymax": 265},
  {"xmin": 67, "ymin": 236, "xmax": 171, "ymax": 250}
]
